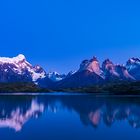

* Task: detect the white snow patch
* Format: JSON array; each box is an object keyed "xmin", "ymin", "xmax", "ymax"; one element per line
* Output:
[{"xmin": 0, "ymin": 54, "xmax": 46, "ymax": 82}]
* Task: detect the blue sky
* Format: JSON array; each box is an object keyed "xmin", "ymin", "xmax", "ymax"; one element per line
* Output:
[{"xmin": 0, "ymin": 0, "xmax": 140, "ymax": 73}]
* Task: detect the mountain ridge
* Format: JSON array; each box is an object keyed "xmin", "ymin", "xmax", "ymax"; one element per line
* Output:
[{"xmin": 0, "ymin": 54, "xmax": 139, "ymax": 90}]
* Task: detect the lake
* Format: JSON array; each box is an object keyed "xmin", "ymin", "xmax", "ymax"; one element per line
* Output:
[{"xmin": 0, "ymin": 93, "xmax": 140, "ymax": 140}]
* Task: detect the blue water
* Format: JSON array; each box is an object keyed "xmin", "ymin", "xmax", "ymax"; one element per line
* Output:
[{"xmin": 0, "ymin": 94, "xmax": 140, "ymax": 140}]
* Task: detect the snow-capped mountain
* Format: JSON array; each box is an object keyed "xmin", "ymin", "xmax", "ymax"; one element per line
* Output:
[
  {"xmin": 0, "ymin": 54, "xmax": 139, "ymax": 89},
  {"xmin": 54, "ymin": 56, "xmax": 138, "ymax": 89},
  {"xmin": 47, "ymin": 72, "xmax": 66, "ymax": 82},
  {"xmin": 66, "ymin": 70, "xmax": 77, "ymax": 78},
  {"xmin": 0, "ymin": 54, "xmax": 46, "ymax": 83},
  {"xmin": 126, "ymin": 58, "xmax": 140, "ymax": 80}
]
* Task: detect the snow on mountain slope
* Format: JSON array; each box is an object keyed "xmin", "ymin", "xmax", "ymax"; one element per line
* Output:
[
  {"xmin": 126, "ymin": 58, "xmax": 140, "ymax": 80},
  {"xmin": 47, "ymin": 71, "xmax": 66, "ymax": 81},
  {"xmin": 0, "ymin": 54, "xmax": 46, "ymax": 82},
  {"xmin": 126, "ymin": 58, "xmax": 140, "ymax": 71},
  {"xmin": 0, "ymin": 54, "xmax": 26, "ymax": 64},
  {"xmin": 66, "ymin": 70, "xmax": 77, "ymax": 78}
]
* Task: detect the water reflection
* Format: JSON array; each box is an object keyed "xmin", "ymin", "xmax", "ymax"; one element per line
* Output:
[
  {"xmin": 0, "ymin": 95, "xmax": 140, "ymax": 132},
  {"xmin": 0, "ymin": 96, "xmax": 44, "ymax": 131}
]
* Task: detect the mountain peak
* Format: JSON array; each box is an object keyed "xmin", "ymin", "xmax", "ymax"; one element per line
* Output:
[
  {"xmin": 47, "ymin": 71, "xmax": 66, "ymax": 81},
  {"xmin": 79, "ymin": 56, "xmax": 105, "ymax": 79},
  {"xmin": 102, "ymin": 59, "xmax": 114, "ymax": 70},
  {"xmin": 0, "ymin": 54, "xmax": 47, "ymax": 83},
  {"xmin": 16, "ymin": 54, "xmax": 26, "ymax": 61},
  {"xmin": 91, "ymin": 56, "xmax": 98, "ymax": 61},
  {"xmin": 127, "ymin": 57, "xmax": 140, "ymax": 65},
  {"xmin": 103, "ymin": 59, "xmax": 112, "ymax": 63},
  {"xmin": 0, "ymin": 54, "xmax": 26, "ymax": 64}
]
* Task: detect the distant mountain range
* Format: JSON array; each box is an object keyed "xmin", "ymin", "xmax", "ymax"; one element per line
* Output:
[{"xmin": 0, "ymin": 54, "xmax": 139, "ymax": 91}]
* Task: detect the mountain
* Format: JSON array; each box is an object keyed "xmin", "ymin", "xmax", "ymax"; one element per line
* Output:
[
  {"xmin": 55, "ymin": 70, "xmax": 105, "ymax": 89},
  {"xmin": 126, "ymin": 58, "xmax": 140, "ymax": 80},
  {"xmin": 79, "ymin": 56, "xmax": 105, "ymax": 79},
  {"xmin": 115, "ymin": 65, "xmax": 135, "ymax": 80},
  {"xmin": 102, "ymin": 59, "xmax": 135, "ymax": 81},
  {"xmin": 37, "ymin": 71, "xmax": 66, "ymax": 88},
  {"xmin": 66, "ymin": 71, "xmax": 77, "ymax": 78},
  {"xmin": 102, "ymin": 59, "xmax": 120, "ymax": 81},
  {"xmin": 54, "ymin": 56, "xmax": 137, "ymax": 89},
  {"xmin": 0, "ymin": 54, "xmax": 46, "ymax": 83},
  {"xmin": 55, "ymin": 57, "xmax": 105, "ymax": 89},
  {"xmin": 0, "ymin": 54, "xmax": 139, "ymax": 91},
  {"xmin": 47, "ymin": 72, "xmax": 66, "ymax": 82}
]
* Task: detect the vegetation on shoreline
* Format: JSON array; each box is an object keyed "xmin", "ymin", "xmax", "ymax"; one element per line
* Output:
[
  {"xmin": 0, "ymin": 82, "xmax": 51, "ymax": 93},
  {"xmin": 57, "ymin": 81, "xmax": 140, "ymax": 94},
  {"xmin": 0, "ymin": 81, "xmax": 139, "ymax": 94}
]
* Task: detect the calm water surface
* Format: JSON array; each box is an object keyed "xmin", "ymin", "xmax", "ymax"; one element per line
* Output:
[{"xmin": 0, "ymin": 93, "xmax": 140, "ymax": 140}]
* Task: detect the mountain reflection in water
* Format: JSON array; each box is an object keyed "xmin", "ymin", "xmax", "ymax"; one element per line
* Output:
[{"xmin": 0, "ymin": 95, "xmax": 140, "ymax": 132}]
